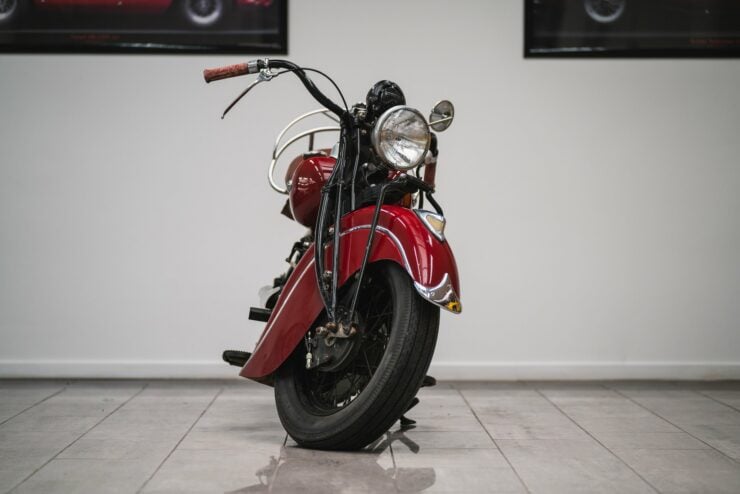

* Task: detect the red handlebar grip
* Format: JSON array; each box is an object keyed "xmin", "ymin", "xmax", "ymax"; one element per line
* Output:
[{"xmin": 203, "ymin": 63, "xmax": 251, "ymax": 83}]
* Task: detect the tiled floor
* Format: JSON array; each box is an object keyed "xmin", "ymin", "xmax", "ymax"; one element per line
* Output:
[{"xmin": 1, "ymin": 380, "xmax": 740, "ymax": 493}]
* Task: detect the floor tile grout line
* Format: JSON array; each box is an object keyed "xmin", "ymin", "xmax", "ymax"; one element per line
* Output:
[
  {"xmin": 605, "ymin": 384, "xmax": 740, "ymax": 465},
  {"xmin": 455, "ymin": 386, "xmax": 532, "ymax": 494},
  {"xmin": 693, "ymin": 389, "xmax": 740, "ymax": 415},
  {"xmin": 135, "ymin": 386, "xmax": 224, "ymax": 494},
  {"xmin": 6, "ymin": 381, "xmax": 150, "ymax": 494},
  {"xmin": 535, "ymin": 388, "xmax": 662, "ymax": 494},
  {"xmin": 0, "ymin": 384, "xmax": 69, "ymax": 428}
]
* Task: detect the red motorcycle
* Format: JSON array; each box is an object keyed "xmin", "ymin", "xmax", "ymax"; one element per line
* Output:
[{"xmin": 204, "ymin": 59, "xmax": 461, "ymax": 450}]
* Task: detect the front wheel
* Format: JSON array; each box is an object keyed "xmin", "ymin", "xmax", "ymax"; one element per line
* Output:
[
  {"xmin": 0, "ymin": 0, "xmax": 22, "ymax": 26},
  {"xmin": 583, "ymin": 0, "xmax": 626, "ymax": 24},
  {"xmin": 181, "ymin": 0, "xmax": 229, "ymax": 27},
  {"xmin": 274, "ymin": 262, "xmax": 440, "ymax": 450}
]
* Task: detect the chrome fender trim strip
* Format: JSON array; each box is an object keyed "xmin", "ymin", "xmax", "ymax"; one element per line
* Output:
[
  {"xmin": 414, "ymin": 273, "xmax": 462, "ymax": 314},
  {"xmin": 341, "ymin": 225, "xmax": 461, "ymax": 313}
]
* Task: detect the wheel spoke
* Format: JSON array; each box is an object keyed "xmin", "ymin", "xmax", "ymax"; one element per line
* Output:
[{"xmin": 362, "ymin": 350, "xmax": 373, "ymax": 378}]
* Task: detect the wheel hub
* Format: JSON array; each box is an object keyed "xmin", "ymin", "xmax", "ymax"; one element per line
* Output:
[
  {"xmin": 189, "ymin": 0, "xmax": 216, "ymax": 17},
  {"xmin": 593, "ymin": 0, "xmax": 620, "ymax": 16},
  {"xmin": 309, "ymin": 309, "xmax": 364, "ymax": 373}
]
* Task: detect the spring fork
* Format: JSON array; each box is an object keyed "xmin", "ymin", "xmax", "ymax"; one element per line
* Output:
[{"xmin": 348, "ymin": 182, "xmax": 390, "ymax": 318}]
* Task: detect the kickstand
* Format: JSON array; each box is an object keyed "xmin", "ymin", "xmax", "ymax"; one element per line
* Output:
[
  {"xmin": 399, "ymin": 397, "xmax": 420, "ymax": 427},
  {"xmin": 399, "ymin": 416, "xmax": 417, "ymax": 427},
  {"xmin": 399, "ymin": 376, "xmax": 436, "ymax": 427}
]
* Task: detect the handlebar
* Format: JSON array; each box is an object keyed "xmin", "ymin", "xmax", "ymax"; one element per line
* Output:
[
  {"xmin": 203, "ymin": 59, "xmax": 348, "ymax": 121},
  {"xmin": 203, "ymin": 60, "xmax": 262, "ymax": 83}
]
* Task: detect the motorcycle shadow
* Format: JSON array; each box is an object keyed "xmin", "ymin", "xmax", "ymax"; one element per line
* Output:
[{"xmin": 227, "ymin": 425, "xmax": 436, "ymax": 493}]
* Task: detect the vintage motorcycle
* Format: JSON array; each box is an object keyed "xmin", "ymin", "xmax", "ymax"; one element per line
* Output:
[{"xmin": 203, "ymin": 59, "xmax": 461, "ymax": 450}]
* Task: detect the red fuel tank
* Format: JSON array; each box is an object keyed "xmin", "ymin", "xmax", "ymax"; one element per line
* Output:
[{"xmin": 286, "ymin": 154, "xmax": 336, "ymax": 228}]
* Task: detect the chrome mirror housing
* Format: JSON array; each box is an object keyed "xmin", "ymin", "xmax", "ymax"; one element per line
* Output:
[{"xmin": 429, "ymin": 100, "xmax": 455, "ymax": 132}]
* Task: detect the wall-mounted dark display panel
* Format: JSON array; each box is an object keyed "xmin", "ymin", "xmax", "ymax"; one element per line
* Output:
[
  {"xmin": 526, "ymin": 0, "xmax": 740, "ymax": 57},
  {"xmin": 0, "ymin": 0, "xmax": 286, "ymax": 53}
]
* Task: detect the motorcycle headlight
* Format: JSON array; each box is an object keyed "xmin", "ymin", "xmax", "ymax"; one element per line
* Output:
[{"xmin": 371, "ymin": 106, "xmax": 431, "ymax": 171}]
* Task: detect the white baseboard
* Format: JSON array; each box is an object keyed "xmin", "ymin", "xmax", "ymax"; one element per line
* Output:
[
  {"xmin": 428, "ymin": 361, "xmax": 740, "ymax": 381},
  {"xmin": 0, "ymin": 359, "xmax": 739, "ymax": 380},
  {"xmin": 0, "ymin": 360, "xmax": 236, "ymax": 379}
]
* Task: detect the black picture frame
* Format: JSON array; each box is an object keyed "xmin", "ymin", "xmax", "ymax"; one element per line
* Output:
[
  {"xmin": 0, "ymin": 0, "xmax": 287, "ymax": 54},
  {"xmin": 525, "ymin": 0, "xmax": 740, "ymax": 58}
]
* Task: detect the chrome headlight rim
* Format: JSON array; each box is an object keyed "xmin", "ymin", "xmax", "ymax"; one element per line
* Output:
[{"xmin": 371, "ymin": 105, "xmax": 431, "ymax": 171}]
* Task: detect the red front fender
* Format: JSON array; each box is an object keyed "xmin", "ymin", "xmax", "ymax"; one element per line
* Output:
[{"xmin": 241, "ymin": 205, "xmax": 461, "ymax": 380}]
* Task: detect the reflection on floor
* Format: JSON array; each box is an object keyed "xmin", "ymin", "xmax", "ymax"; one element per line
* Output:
[{"xmin": 1, "ymin": 380, "xmax": 740, "ymax": 493}]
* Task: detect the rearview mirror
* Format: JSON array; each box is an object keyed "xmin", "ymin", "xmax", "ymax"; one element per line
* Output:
[{"xmin": 429, "ymin": 100, "xmax": 455, "ymax": 132}]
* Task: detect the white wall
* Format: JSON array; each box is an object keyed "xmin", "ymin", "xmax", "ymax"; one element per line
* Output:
[{"xmin": 1, "ymin": 0, "xmax": 739, "ymax": 380}]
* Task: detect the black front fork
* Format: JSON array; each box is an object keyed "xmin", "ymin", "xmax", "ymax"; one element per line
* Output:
[
  {"xmin": 313, "ymin": 120, "xmax": 371, "ymax": 326},
  {"xmin": 313, "ymin": 120, "xmax": 441, "ymax": 327},
  {"xmin": 314, "ymin": 126, "xmax": 352, "ymax": 323}
]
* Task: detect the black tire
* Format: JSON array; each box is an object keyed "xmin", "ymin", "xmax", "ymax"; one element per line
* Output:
[
  {"xmin": 0, "ymin": 0, "xmax": 23, "ymax": 26},
  {"xmin": 180, "ymin": 0, "xmax": 229, "ymax": 27},
  {"xmin": 274, "ymin": 262, "xmax": 439, "ymax": 451}
]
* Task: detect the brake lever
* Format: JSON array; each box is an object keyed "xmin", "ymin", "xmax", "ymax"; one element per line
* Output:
[{"xmin": 221, "ymin": 68, "xmax": 276, "ymax": 119}]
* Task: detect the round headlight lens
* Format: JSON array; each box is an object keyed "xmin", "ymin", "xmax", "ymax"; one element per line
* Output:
[{"xmin": 371, "ymin": 106, "xmax": 431, "ymax": 171}]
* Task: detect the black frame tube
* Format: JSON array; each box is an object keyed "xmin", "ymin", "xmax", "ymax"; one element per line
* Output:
[{"xmin": 425, "ymin": 191, "xmax": 444, "ymax": 216}]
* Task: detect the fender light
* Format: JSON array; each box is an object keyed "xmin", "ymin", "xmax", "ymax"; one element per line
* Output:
[{"xmin": 415, "ymin": 209, "xmax": 446, "ymax": 242}]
